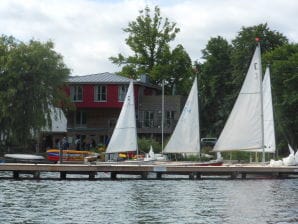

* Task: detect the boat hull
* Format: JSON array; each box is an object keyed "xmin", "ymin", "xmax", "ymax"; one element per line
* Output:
[
  {"xmin": 4, "ymin": 154, "xmax": 45, "ymax": 163},
  {"xmin": 157, "ymin": 160, "xmax": 224, "ymax": 166},
  {"xmin": 46, "ymin": 149, "xmax": 94, "ymax": 162}
]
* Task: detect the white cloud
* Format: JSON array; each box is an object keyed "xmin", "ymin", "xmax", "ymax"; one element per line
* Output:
[{"xmin": 0, "ymin": 0, "xmax": 297, "ymax": 75}]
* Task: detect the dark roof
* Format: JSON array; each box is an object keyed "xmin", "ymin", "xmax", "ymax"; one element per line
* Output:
[
  {"xmin": 68, "ymin": 72, "xmax": 132, "ymax": 84},
  {"xmin": 67, "ymin": 72, "xmax": 161, "ymax": 90}
]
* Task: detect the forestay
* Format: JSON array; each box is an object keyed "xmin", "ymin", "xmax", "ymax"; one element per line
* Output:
[
  {"xmin": 106, "ymin": 80, "xmax": 138, "ymax": 153},
  {"xmin": 164, "ymin": 77, "xmax": 200, "ymax": 154},
  {"xmin": 213, "ymin": 45, "xmax": 263, "ymax": 152}
]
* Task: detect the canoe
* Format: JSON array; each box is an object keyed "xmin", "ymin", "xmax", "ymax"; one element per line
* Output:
[
  {"xmin": 4, "ymin": 154, "xmax": 45, "ymax": 163},
  {"xmin": 46, "ymin": 149, "xmax": 94, "ymax": 162}
]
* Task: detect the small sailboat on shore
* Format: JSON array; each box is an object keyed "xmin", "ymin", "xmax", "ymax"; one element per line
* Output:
[
  {"xmin": 105, "ymin": 80, "xmax": 138, "ymax": 161},
  {"xmin": 144, "ymin": 145, "xmax": 155, "ymax": 162}
]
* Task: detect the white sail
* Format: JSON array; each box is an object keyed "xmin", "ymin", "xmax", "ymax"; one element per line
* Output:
[
  {"xmin": 164, "ymin": 77, "xmax": 200, "ymax": 154},
  {"xmin": 144, "ymin": 145, "xmax": 155, "ymax": 161},
  {"xmin": 261, "ymin": 67, "xmax": 276, "ymax": 153},
  {"xmin": 213, "ymin": 45, "xmax": 263, "ymax": 152},
  {"xmin": 240, "ymin": 67, "xmax": 276, "ymax": 153},
  {"xmin": 106, "ymin": 80, "xmax": 137, "ymax": 153}
]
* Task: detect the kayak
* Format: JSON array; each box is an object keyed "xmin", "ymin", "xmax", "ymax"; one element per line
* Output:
[{"xmin": 46, "ymin": 149, "xmax": 94, "ymax": 162}]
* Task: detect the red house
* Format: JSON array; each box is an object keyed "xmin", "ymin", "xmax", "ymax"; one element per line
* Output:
[{"xmin": 65, "ymin": 73, "xmax": 161, "ymax": 149}]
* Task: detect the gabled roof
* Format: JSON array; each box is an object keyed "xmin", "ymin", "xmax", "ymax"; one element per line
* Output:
[{"xmin": 68, "ymin": 72, "xmax": 132, "ymax": 84}]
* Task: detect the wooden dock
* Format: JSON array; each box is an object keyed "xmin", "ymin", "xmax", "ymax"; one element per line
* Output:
[{"xmin": 0, "ymin": 162, "xmax": 298, "ymax": 180}]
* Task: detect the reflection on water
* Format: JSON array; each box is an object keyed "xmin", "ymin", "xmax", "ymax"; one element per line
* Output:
[{"xmin": 0, "ymin": 179, "xmax": 297, "ymax": 224}]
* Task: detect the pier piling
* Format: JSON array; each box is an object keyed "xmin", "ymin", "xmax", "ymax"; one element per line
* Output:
[
  {"xmin": 111, "ymin": 172, "xmax": 117, "ymax": 180},
  {"xmin": 156, "ymin": 173, "xmax": 162, "ymax": 179},
  {"xmin": 13, "ymin": 171, "xmax": 19, "ymax": 179},
  {"xmin": 60, "ymin": 172, "xmax": 67, "ymax": 180}
]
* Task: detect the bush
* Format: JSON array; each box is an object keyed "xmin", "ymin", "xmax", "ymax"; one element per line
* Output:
[{"xmin": 137, "ymin": 138, "xmax": 161, "ymax": 153}]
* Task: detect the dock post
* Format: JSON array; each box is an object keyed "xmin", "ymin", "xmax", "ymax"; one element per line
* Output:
[
  {"xmin": 156, "ymin": 173, "xmax": 162, "ymax": 179},
  {"xmin": 195, "ymin": 172, "xmax": 201, "ymax": 180},
  {"xmin": 13, "ymin": 171, "xmax": 19, "ymax": 179},
  {"xmin": 111, "ymin": 172, "xmax": 117, "ymax": 180},
  {"xmin": 241, "ymin": 173, "xmax": 247, "ymax": 179},
  {"xmin": 231, "ymin": 172, "xmax": 237, "ymax": 180},
  {"xmin": 60, "ymin": 171, "xmax": 67, "ymax": 180},
  {"xmin": 33, "ymin": 171, "xmax": 40, "ymax": 179},
  {"xmin": 141, "ymin": 172, "xmax": 148, "ymax": 179},
  {"xmin": 89, "ymin": 172, "xmax": 96, "ymax": 180},
  {"xmin": 189, "ymin": 173, "xmax": 195, "ymax": 180}
]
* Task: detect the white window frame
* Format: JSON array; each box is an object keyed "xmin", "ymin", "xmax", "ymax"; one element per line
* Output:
[
  {"xmin": 94, "ymin": 85, "xmax": 107, "ymax": 102},
  {"xmin": 70, "ymin": 86, "xmax": 83, "ymax": 102},
  {"xmin": 118, "ymin": 85, "xmax": 128, "ymax": 102},
  {"xmin": 75, "ymin": 111, "xmax": 86, "ymax": 127},
  {"xmin": 144, "ymin": 111, "xmax": 154, "ymax": 128}
]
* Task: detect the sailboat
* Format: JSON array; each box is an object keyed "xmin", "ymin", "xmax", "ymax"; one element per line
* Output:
[
  {"xmin": 219, "ymin": 65, "xmax": 276, "ymax": 161},
  {"xmin": 243, "ymin": 66, "xmax": 276, "ymax": 154},
  {"xmin": 262, "ymin": 67, "xmax": 276, "ymax": 153},
  {"xmin": 163, "ymin": 77, "xmax": 200, "ymax": 154},
  {"xmin": 105, "ymin": 80, "xmax": 138, "ymax": 161},
  {"xmin": 163, "ymin": 77, "xmax": 222, "ymax": 166},
  {"xmin": 144, "ymin": 145, "xmax": 155, "ymax": 162},
  {"xmin": 213, "ymin": 43, "xmax": 269, "ymax": 162}
]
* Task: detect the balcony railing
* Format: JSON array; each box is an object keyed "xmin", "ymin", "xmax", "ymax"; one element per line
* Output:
[
  {"xmin": 67, "ymin": 119, "xmax": 177, "ymax": 134},
  {"xmin": 137, "ymin": 119, "xmax": 177, "ymax": 134}
]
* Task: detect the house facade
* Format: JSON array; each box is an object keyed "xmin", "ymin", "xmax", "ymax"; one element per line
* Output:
[{"xmin": 64, "ymin": 73, "xmax": 183, "ymax": 150}]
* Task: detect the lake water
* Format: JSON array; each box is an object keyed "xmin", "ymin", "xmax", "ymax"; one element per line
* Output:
[{"xmin": 0, "ymin": 175, "xmax": 297, "ymax": 224}]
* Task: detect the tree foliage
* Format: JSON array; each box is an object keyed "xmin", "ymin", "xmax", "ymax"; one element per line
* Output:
[
  {"xmin": 110, "ymin": 6, "xmax": 194, "ymax": 95},
  {"xmin": 198, "ymin": 24, "xmax": 297, "ymax": 153},
  {"xmin": 231, "ymin": 23, "xmax": 288, "ymax": 89},
  {"xmin": 138, "ymin": 137, "xmax": 161, "ymax": 153},
  {"xmin": 197, "ymin": 36, "xmax": 233, "ymax": 137},
  {"xmin": 263, "ymin": 44, "xmax": 298, "ymax": 150},
  {"xmin": 0, "ymin": 35, "xmax": 70, "ymax": 149}
]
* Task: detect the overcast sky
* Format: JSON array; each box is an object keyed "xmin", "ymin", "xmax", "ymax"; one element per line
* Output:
[{"xmin": 1, "ymin": 0, "xmax": 297, "ymax": 76}]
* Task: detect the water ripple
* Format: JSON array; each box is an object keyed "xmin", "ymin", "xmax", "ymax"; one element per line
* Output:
[{"xmin": 0, "ymin": 179, "xmax": 297, "ymax": 223}]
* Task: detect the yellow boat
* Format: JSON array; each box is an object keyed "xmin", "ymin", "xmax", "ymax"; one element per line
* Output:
[{"xmin": 46, "ymin": 149, "xmax": 94, "ymax": 162}]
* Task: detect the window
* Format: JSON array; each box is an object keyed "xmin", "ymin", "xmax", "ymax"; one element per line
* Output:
[
  {"xmin": 166, "ymin": 111, "xmax": 175, "ymax": 127},
  {"xmin": 99, "ymin": 135, "xmax": 108, "ymax": 145},
  {"xmin": 118, "ymin": 85, "xmax": 128, "ymax": 102},
  {"xmin": 109, "ymin": 119, "xmax": 117, "ymax": 128},
  {"xmin": 144, "ymin": 111, "xmax": 154, "ymax": 128},
  {"xmin": 201, "ymin": 138, "xmax": 217, "ymax": 147},
  {"xmin": 70, "ymin": 86, "xmax": 83, "ymax": 102},
  {"xmin": 75, "ymin": 111, "xmax": 86, "ymax": 126},
  {"xmin": 94, "ymin": 85, "xmax": 107, "ymax": 102}
]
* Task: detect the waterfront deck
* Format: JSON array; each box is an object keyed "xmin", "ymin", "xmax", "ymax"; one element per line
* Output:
[{"xmin": 1, "ymin": 162, "xmax": 298, "ymax": 180}]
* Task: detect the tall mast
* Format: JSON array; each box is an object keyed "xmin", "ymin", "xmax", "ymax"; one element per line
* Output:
[
  {"xmin": 257, "ymin": 40, "xmax": 265, "ymax": 163},
  {"xmin": 161, "ymin": 79, "xmax": 165, "ymax": 154}
]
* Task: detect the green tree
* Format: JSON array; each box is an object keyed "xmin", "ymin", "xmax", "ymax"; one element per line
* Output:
[
  {"xmin": 263, "ymin": 44, "xmax": 298, "ymax": 151},
  {"xmin": 0, "ymin": 35, "xmax": 70, "ymax": 150},
  {"xmin": 152, "ymin": 44, "xmax": 194, "ymax": 95},
  {"xmin": 110, "ymin": 6, "xmax": 194, "ymax": 95},
  {"xmin": 198, "ymin": 36, "xmax": 233, "ymax": 137},
  {"xmin": 198, "ymin": 24, "xmax": 290, "ymax": 149},
  {"xmin": 138, "ymin": 137, "xmax": 161, "ymax": 153},
  {"xmin": 231, "ymin": 23, "xmax": 288, "ymax": 90}
]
